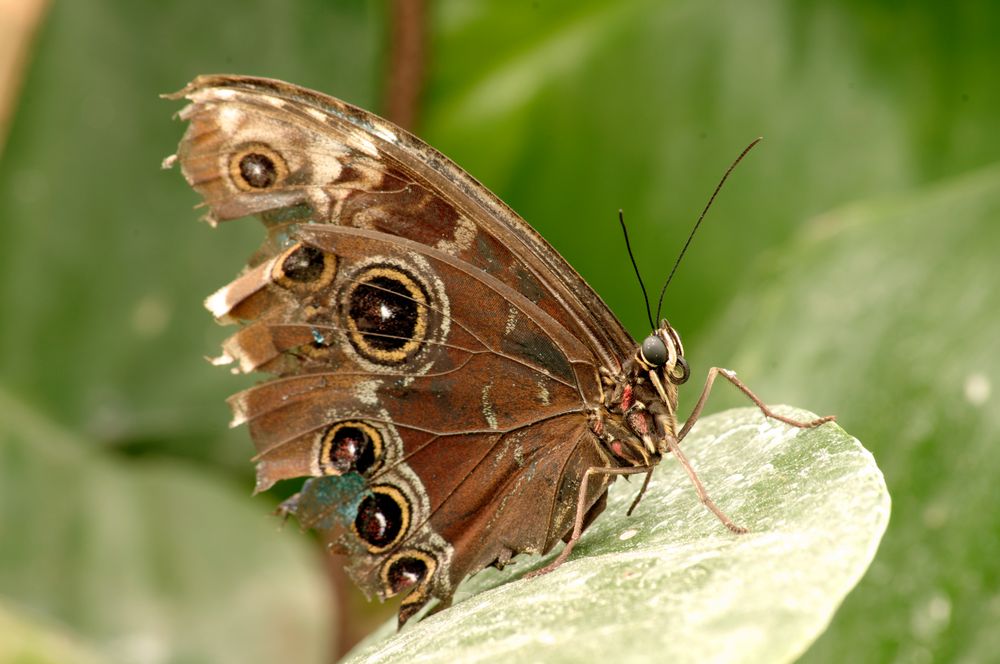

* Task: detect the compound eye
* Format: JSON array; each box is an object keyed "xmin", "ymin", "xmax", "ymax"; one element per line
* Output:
[{"xmin": 640, "ymin": 334, "xmax": 668, "ymax": 367}]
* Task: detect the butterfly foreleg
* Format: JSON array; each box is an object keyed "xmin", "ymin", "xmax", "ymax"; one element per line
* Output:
[
  {"xmin": 664, "ymin": 366, "xmax": 834, "ymax": 533},
  {"xmin": 524, "ymin": 464, "xmax": 654, "ymax": 580},
  {"xmin": 676, "ymin": 367, "xmax": 835, "ymax": 442},
  {"xmin": 662, "ymin": 431, "xmax": 747, "ymax": 534}
]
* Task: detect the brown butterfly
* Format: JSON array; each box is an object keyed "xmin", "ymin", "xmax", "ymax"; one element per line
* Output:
[{"xmin": 165, "ymin": 75, "xmax": 833, "ymax": 627}]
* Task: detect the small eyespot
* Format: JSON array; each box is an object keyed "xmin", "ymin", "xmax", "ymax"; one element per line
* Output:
[
  {"xmin": 240, "ymin": 153, "xmax": 276, "ymax": 187},
  {"xmin": 272, "ymin": 243, "xmax": 337, "ymax": 292},
  {"xmin": 640, "ymin": 335, "xmax": 668, "ymax": 367},
  {"xmin": 383, "ymin": 551, "xmax": 435, "ymax": 595},
  {"xmin": 353, "ymin": 486, "xmax": 409, "ymax": 552},
  {"xmin": 318, "ymin": 421, "xmax": 381, "ymax": 475},
  {"xmin": 229, "ymin": 144, "xmax": 287, "ymax": 191},
  {"xmin": 381, "ymin": 549, "xmax": 438, "ymax": 624}
]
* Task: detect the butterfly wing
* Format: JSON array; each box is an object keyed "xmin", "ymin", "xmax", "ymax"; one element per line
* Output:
[
  {"xmin": 167, "ymin": 76, "xmax": 628, "ymax": 623},
  {"xmin": 169, "ymin": 74, "xmax": 634, "ymax": 365}
]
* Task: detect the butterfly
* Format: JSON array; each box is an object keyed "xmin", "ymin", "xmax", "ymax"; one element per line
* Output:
[{"xmin": 165, "ymin": 75, "xmax": 833, "ymax": 627}]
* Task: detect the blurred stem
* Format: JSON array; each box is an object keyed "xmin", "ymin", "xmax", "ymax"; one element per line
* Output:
[
  {"xmin": 384, "ymin": 0, "xmax": 426, "ymax": 130},
  {"xmin": 325, "ymin": 555, "xmax": 352, "ymax": 660},
  {"xmin": 326, "ymin": 550, "xmax": 401, "ymax": 660}
]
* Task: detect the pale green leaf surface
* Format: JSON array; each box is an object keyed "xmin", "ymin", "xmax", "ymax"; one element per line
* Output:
[
  {"xmin": 696, "ymin": 164, "xmax": 1000, "ymax": 662},
  {"xmin": 345, "ymin": 407, "xmax": 888, "ymax": 664}
]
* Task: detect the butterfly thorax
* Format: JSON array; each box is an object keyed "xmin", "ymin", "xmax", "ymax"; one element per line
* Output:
[{"xmin": 593, "ymin": 321, "xmax": 689, "ymax": 468}]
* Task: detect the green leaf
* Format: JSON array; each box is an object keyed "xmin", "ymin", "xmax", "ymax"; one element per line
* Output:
[
  {"xmin": 696, "ymin": 164, "xmax": 1000, "ymax": 661},
  {"xmin": 344, "ymin": 407, "xmax": 888, "ymax": 663},
  {"xmin": 0, "ymin": 0, "xmax": 383, "ymax": 463},
  {"xmin": 0, "ymin": 599, "xmax": 108, "ymax": 664},
  {"xmin": 424, "ymin": 0, "xmax": 1000, "ymax": 339},
  {"xmin": 0, "ymin": 388, "xmax": 332, "ymax": 664}
]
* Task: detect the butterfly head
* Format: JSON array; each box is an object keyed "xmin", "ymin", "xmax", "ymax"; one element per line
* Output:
[
  {"xmin": 637, "ymin": 321, "xmax": 690, "ymax": 386},
  {"xmin": 608, "ymin": 321, "xmax": 691, "ymax": 464}
]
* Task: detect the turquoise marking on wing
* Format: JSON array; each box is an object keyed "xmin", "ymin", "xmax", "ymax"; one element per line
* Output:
[{"xmin": 292, "ymin": 474, "xmax": 371, "ymax": 532}]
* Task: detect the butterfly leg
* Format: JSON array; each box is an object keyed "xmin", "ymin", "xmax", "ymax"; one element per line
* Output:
[
  {"xmin": 667, "ymin": 367, "xmax": 835, "ymax": 533},
  {"xmin": 677, "ymin": 367, "xmax": 835, "ymax": 442},
  {"xmin": 524, "ymin": 464, "xmax": 654, "ymax": 579},
  {"xmin": 663, "ymin": 431, "xmax": 748, "ymax": 534},
  {"xmin": 626, "ymin": 470, "xmax": 654, "ymax": 516}
]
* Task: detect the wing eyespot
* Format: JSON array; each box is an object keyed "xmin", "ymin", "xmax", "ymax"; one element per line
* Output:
[
  {"xmin": 381, "ymin": 549, "xmax": 437, "ymax": 623},
  {"xmin": 342, "ymin": 265, "xmax": 430, "ymax": 365},
  {"xmin": 317, "ymin": 421, "xmax": 382, "ymax": 476},
  {"xmin": 271, "ymin": 243, "xmax": 337, "ymax": 293},
  {"xmin": 353, "ymin": 485, "xmax": 410, "ymax": 553},
  {"xmin": 228, "ymin": 144, "xmax": 288, "ymax": 191}
]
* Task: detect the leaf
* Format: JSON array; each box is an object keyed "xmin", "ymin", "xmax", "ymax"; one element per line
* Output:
[
  {"xmin": 0, "ymin": 599, "xmax": 109, "ymax": 664},
  {"xmin": 343, "ymin": 407, "xmax": 888, "ymax": 663},
  {"xmin": 0, "ymin": 388, "xmax": 332, "ymax": 664},
  {"xmin": 0, "ymin": 0, "xmax": 383, "ymax": 461},
  {"xmin": 694, "ymin": 163, "xmax": 1000, "ymax": 662},
  {"xmin": 424, "ymin": 0, "xmax": 1000, "ymax": 339}
]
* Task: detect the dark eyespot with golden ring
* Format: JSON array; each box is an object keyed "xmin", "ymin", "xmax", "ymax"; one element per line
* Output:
[
  {"xmin": 342, "ymin": 265, "xmax": 429, "ymax": 365},
  {"xmin": 381, "ymin": 550, "xmax": 436, "ymax": 598},
  {"xmin": 272, "ymin": 242, "xmax": 337, "ymax": 293},
  {"xmin": 353, "ymin": 485, "xmax": 410, "ymax": 553},
  {"xmin": 317, "ymin": 421, "xmax": 381, "ymax": 476},
  {"xmin": 228, "ymin": 144, "xmax": 288, "ymax": 191}
]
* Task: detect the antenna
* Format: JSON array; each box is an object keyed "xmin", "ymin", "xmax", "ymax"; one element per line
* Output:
[
  {"xmin": 618, "ymin": 209, "xmax": 655, "ymax": 331},
  {"xmin": 654, "ymin": 137, "xmax": 762, "ymax": 322}
]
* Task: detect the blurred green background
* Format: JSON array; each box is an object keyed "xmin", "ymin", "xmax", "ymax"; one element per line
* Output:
[{"xmin": 1, "ymin": 0, "xmax": 997, "ymax": 662}]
